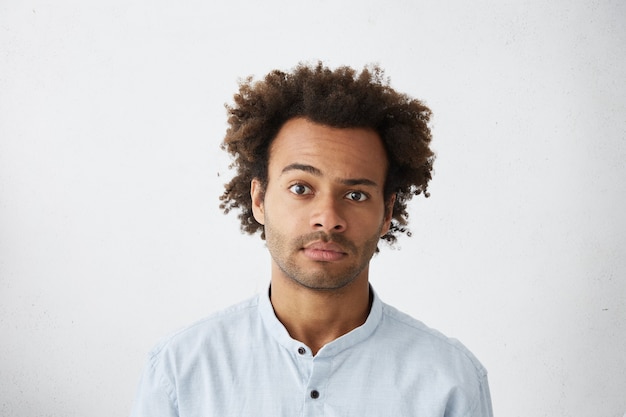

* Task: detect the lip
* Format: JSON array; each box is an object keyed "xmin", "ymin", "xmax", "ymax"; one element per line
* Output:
[{"xmin": 302, "ymin": 241, "xmax": 347, "ymax": 262}]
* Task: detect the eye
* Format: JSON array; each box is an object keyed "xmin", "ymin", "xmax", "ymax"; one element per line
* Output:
[
  {"xmin": 289, "ymin": 183, "xmax": 312, "ymax": 195},
  {"xmin": 346, "ymin": 191, "xmax": 368, "ymax": 202}
]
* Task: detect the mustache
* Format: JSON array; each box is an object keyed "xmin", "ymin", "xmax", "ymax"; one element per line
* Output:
[{"xmin": 296, "ymin": 231, "xmax": 357, "ymax": 253}]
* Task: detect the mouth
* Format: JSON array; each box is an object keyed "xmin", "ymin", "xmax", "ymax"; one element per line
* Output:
[{"xmin": 301, "ymin": 241, "xmax": 347, "ymax": 262}]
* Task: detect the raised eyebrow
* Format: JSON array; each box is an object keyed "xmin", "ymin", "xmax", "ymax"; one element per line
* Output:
[
  {"xmin": 340, "ymin": 178, "xmax": 378, "ymax": 187},
  {"xmin": 281, "ymin": 163, "xmax": 322, "ymax": 176},
  {"xmin": 281, "ymin": 163, "xmax": 379, "ymax": 188}
]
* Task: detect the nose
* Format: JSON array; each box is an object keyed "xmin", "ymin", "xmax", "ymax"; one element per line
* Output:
[{"xmin": 310, "ymin": 195, "xmax": 347, "ymax": 233}]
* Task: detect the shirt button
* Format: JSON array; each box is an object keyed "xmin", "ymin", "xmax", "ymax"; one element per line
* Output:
[
  {"xmin": 297, "ymin": 347, "xmax": 306, "ymax": 355},
  {"xmin": 310, "ymin": 390, "xmax": 320, "ymax": 399}
]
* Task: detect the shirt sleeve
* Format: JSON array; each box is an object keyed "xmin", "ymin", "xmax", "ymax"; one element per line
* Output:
[
  {"xmin": 129, "ymin": 353, "xmax": 178, "ymax": 417},
  {"xmin": 468, "ymin": 372, "xmax": 494, "ymax": 417}
]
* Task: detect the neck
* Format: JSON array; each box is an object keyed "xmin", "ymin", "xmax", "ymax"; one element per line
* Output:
[{"xmin": 269, "ymin": 266, "xmax": 372, "ymax": 356}]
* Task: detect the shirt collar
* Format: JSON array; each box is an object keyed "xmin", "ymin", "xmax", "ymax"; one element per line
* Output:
[{"xmin": 258, "ymin": 285, "xmax": 383, "ymax": 358}]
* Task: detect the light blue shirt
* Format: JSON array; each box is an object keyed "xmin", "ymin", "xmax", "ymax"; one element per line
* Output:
[{"xmin": 130, "ymin": 288, "xmax": 493, "ymax": 416}]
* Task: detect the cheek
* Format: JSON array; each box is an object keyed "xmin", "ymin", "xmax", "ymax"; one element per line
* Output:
[
  {"xmin": 361, "ymin": 205, "xmax": 388, "ymax": 226},
  {"xmin": 266, "ymin": 192, "xmax": 306, "ymax": 219},
  {"xmin": 265, "ymin": 202, "xmax": 302, "ymax": 233}
]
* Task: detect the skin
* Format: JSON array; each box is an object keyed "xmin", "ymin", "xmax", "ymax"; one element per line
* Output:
[{"xmin": 251, "ymin": 117, "xmax": 395, "ymax": 355}]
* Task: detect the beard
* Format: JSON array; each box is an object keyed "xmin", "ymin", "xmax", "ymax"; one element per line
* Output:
[{"xmin": 263, "ymin": 216, "xmax": 383, "ymax": 291}]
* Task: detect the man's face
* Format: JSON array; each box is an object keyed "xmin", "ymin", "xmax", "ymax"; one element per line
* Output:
[{"xmin": 251, "ymin": 117, "xmax": 393, "ymax": 291}]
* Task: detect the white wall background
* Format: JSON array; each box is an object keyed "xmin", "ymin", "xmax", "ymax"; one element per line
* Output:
[{"xmin": 1, "ymin": 1, "xmax": 625, "ymax": 416}]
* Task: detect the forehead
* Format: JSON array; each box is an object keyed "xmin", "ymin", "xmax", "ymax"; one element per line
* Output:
[{"xmin": 268, "ymin": 118, "xmax": 388, "ymax": 182}]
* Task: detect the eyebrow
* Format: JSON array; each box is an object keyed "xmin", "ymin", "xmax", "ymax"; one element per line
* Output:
[{"xmin": 281, "ymin": 163, "xmax": 379, "ymax": 187}]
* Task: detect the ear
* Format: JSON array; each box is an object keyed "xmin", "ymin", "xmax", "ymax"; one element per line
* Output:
[
  {"xmin": 251, "ymin": 178, "xmax": 265, "ymax": 225},
  {"xmin": 381, "ymin": 193, "xmax": 396, "ymax": 236}
]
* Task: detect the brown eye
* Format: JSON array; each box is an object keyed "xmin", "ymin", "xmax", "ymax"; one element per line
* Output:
[
  {"xmin": 289, "ymin": 184, "xmax": 311, "ymax": 195},
  {"xmin": 346, "ymin": 191, "xmax": 368, "ymax": 202}
]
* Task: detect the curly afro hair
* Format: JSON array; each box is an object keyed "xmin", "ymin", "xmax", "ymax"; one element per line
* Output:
[{"xmin": 219, "ymin": 62, "xmax": 434, "ymax": 246}]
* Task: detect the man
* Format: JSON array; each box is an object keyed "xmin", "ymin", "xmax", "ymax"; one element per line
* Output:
[{"xmin": 130, "ymin": 62, "xmax": 493, "ymax": 416}]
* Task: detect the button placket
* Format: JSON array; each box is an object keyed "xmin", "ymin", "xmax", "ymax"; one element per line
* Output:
[{"xmin": 301, "ymin": 356, "xmax": 330, "ymax": 416}]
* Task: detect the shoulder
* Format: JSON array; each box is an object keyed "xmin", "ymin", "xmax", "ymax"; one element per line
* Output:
[
  {"xmin": 379, "ymin": 302, "xmax": 488, "ymax": 378},
  {"xmin": 376, "ymin": 302, "xmax": 492, "ymax": 414},
  {"xmin": 146, "ymin": 294, "xmax": 261, "ymax": 363}
]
